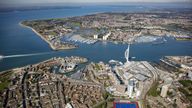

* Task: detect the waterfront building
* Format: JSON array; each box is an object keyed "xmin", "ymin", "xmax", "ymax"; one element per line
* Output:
[
  {"xmin": 127, "ymin": 79, "xmax": 134, "ymax": 98},
  {"xmin": 93, "ymin": 34, "xmax": 98, "ymax": 39},
  {"xmin": 59, "ymin": 63, "xmax": 76, "ymax": 73},
  {"xmin": 102, "ymin": 32, "xmax": 111, "ymax": 40},
  {"xmin": 160, "ymin": 84, "xmax": 169, "ymax": 98}
]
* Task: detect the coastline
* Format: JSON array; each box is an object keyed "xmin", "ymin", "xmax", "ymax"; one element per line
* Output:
[
  {"xmin": 0, "ymin": 57, "xmax": 53, "ymax": 74},
  {"xmin": 19, "ymin": 22, "xmax": 57, "ymax": 50},
  {"xmin": 0, "ymin": 56, "xmax": 88, "ymax": 73}
]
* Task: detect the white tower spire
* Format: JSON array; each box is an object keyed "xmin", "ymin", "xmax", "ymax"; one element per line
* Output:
[{"xmin": 125, "ymin": 44, "xmax": 130, "ymax": 63}]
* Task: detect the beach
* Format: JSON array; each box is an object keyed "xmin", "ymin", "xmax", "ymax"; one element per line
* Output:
[{"xmin": 19, "ymin": 22, "xmax": 57, "ymax": 50}]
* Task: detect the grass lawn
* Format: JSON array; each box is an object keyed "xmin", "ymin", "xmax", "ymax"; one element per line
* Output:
[
  {"xmin": 148, "ymin": 82, "xmax": 160, "ymax": 97},
  {"xmin": 0, "ymin": 71, "xmax": 13, "ymax": 91}
]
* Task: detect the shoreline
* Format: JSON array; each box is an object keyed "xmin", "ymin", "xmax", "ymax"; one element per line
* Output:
[
  {"xmin": 19, "ymin": 22, "xmax": 58, "ymax": 51},
  {"xmin": 0, "ymin": 56, "xmax": 88, "ymax": 73},
  {"xmin": 0, "ymin": 57, "xmax": 53, "ymax": 74},
  {"xmin": 19, "ymin": 21, "xmax": 189, "ymax": 49}
]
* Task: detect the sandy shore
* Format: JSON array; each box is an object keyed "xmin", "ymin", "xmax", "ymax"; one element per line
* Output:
[{"xmin": 19, "ymin": 22, "xmax": 57, "ymax": 50}]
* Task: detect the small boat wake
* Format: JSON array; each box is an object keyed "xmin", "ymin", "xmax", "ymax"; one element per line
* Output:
[
  {"xmin": 0, "ymin": 55, "xmax": 3, "ymax": 60},
  {"xmin": 0, "ymin": 52, "xmax": 52, "ymax": 60}
]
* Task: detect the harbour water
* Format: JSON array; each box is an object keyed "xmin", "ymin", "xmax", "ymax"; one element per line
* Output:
[{"xmin": 0, "ymin": 4, "xmax": 192, "ymax": 72}]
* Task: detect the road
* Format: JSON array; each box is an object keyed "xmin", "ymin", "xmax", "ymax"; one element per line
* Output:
[
  {"xmin": 21, "ymin": 71, "xmax": 28, "ymax": 108},
  {"xmin": 142, "ymin": 62, "xmax": 159, "ymax": 108}
]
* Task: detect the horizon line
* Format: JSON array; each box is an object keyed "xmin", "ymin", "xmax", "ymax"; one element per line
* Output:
[{"xmin": 1, "ymin": 1, "xmax": 192, "ymax": 8}]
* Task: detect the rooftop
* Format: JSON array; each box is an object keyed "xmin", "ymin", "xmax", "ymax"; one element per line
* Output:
[{"xmin": 134, "ymin": 74, "xmax": 148, "ymax": 81}]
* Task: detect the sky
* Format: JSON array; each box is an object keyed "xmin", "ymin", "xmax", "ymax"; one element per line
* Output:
[{"xmin": 0, "ymin": 0, "xmax": 191, "ymax": 7}]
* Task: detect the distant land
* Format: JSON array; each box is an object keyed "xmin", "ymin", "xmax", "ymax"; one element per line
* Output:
[
  {"xmin": 0, "ymin": 3, "xmax": 192, "ymax": 108},
  {"xmin": 0, "ymin": 6, "xmax": 82, "ymax": 12},
  {"xmin": 0, "ymin": 2, "xmax": 192, "ymax": 12},
  {"xmin": 21, "ymin": 9, "xmax": 192, "ymax": 50}
]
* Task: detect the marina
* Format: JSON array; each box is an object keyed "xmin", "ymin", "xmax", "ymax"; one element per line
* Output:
[
  {"xmin": 0, "ymin": 5, "xmax": 192, "ymax": 72},
  {"xmin": 0, "ymin": 3, "xmax": 192, "ymax": 108},
  {"xmin": 62, "ymin": 34, "xmax": 98, "ymax": 44}
]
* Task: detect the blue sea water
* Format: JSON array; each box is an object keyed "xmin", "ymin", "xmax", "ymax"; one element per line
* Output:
[{"xmin": 0, "ymin": 4, "xmax": 192, "ymax": 72}]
